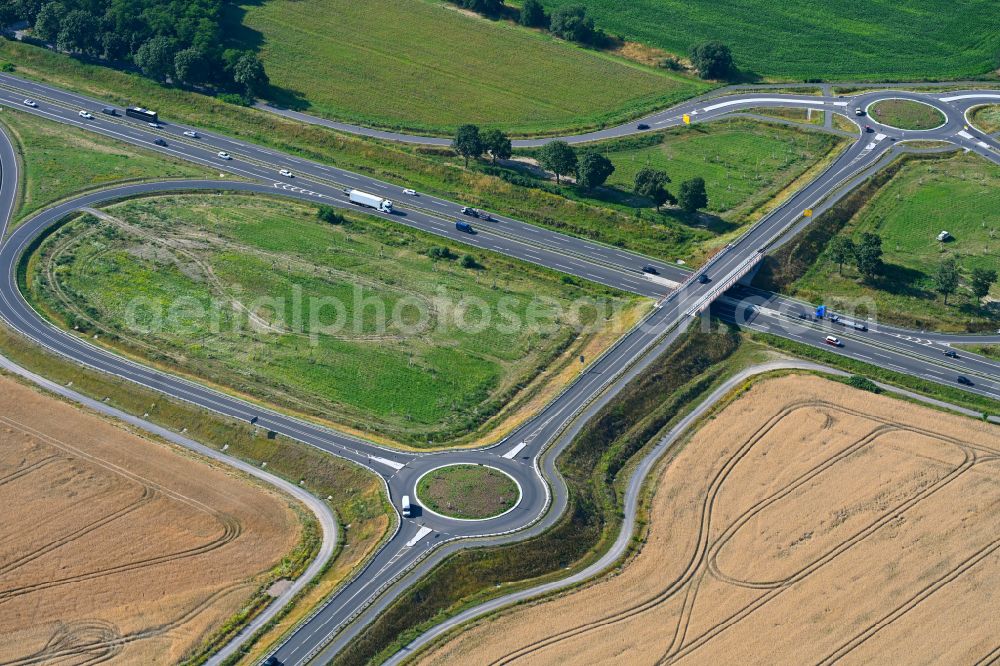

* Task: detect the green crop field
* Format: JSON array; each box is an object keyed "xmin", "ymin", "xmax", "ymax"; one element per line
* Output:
[
  {"xmin": 793, "ymin": 153, "xmax": 1000, "ymax": 331},
  {"xmin": 232, "ymin": 0, "xmax": 706, "ymax": 134},
  {"xmin": 0, "ymin": 110, "xmax": 214, "ymax": 226},
  {"xmin": 538, "ymin": 0, "xmax": 1000, "ymax": 81},
  {"xmin": 599, "ymin": 120, "xmax": 843, "ymax": 223},
  {"xmin": 868, "ymin": 99, "xmax": 945, "ymax": 130},
  {"xmin": 27, "ymin": 194, "xmax": 635, "ymax": 445}
]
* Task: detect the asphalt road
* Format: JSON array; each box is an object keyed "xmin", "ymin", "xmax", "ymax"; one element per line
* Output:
[{"xmin": 0, "ymin": 73, "xmax": 998, "ymax": 664}]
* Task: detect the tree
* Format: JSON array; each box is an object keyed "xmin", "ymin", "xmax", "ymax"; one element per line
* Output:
[
  {"xmin": 828, "ymin": 236, "xmax": 855, "ymax": 275},
  {"xmin": 549, "ymin": 4, "xmax": 594, "ymax": 43},
  {"xmin": 520, "ymin": 0, "xmax": 548, "ymax": 27},
  {"xmin": 633, "ymin": 167, "xmax": 674, "ymax": 211},
  {"xmin": 134, "ymin": 36, "xmax": 176, "ymax": 82},
  {"xmin": 55, "ymin": 9, "xmax": 96, "ymax": 54},
  {"xmin": 174, "ymin": 47, "xmax": 209, "ymax": 86},
  {"xmin": 481, "ymin": 128, "xmax": 512, "ymax": 165},
  {"xmin": 933, "ymin": 257, "xmax": 960, "ymax": 305},
  {"xmin": 576, "ymin": 152, "xmax": 615, "ymax": 190},
  {"xmin": 690, "ymin": 41, "xmax": 734, "ymax": 80},
  {"xmin": 452, "ymin": 124, "xmax": 483, "ymax": 167},
  {"xmin": 455, "ymin": 0, "xmax": 504, "ymax": 15},
  {"xmin": 232, "ymin": 52, "xmax": 269, "ymax": 97},
  {"xmin": 461, "ymin": 254, "xmax": 481, "ymax": 269},
  {"xmin": 853, "ymin": 232, "xmax": 884, "ymax": 282},
  {"xmin": 970, "ymin": 267, "xmax": 997, "ymax": 302},
  {"xmin": 677, "ymin": 177, "xmax": 708, "ymax": 213},
  {"xmin": 538, "ymin": 141, "xmax": 578, "ymax": 183},
  {"xmin": 32, "ymin": 2, "xmax": 65, "ymax": 42}
]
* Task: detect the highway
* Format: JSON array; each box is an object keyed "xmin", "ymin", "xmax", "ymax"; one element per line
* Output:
[{"xmin": 0, "ymin": 72, "xmax": 997, "ymax": 664}]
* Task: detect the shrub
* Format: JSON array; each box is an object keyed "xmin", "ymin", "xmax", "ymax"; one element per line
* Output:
[
  {"xmin": 316, "ymin": 205, "xmax": 345, "ymax": 224},
  {"xmin": 217, "ymin": 92, "xmax": 253, "ymax": 107},
  {"xmin": 846, "ymin": 375, "xmax": 882, "ymax": 393},
  {"xmin": 428, "ymin": 246, "xmax": 456, "ymax": 260}
]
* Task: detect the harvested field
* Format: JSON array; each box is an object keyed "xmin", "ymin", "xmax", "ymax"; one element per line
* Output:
[
  {"xmin": 0, "ymin": 375, "xmax": 302, "ymax": 665},
  {"xmin": 417, "ymin": 374, "xmax": 1000, "ymax": 665}
]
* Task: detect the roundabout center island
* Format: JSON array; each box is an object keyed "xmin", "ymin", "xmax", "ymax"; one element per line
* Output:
[{"xmin": 416, "ymin": 464, "xmax": 521, "ymax": 521}]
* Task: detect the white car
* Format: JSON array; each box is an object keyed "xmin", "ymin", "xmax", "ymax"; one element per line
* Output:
[
  {"xmin": 402, "ymin": 188, "xmax": 417, "ymax": 196},
  {"xmin": 78, "ymin": 110, "xmax": 93, "ymax": 119},
  {"xmin": 23, "ymin": 99, "xmax": 37, "ymax": 107},
  {"xmin": 148, "ymin": 122, "xmax": 160, "ymax": 128},
  {"xmin": 183, "ymin": 130, "xmax": 199, "ymax": 138},
  {"xmin": 279, "ymin": 169, "xmax": 294, "ymax": 177},
  {"xmin": 217, "ymin": 151, "xmax": 232, "ymax": 160}
]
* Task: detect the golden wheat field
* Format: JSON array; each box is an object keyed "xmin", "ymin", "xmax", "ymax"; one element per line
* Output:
[
  {"xmin": 418, "ymin": 374, "xmax": 1000, "ymax": 665},
  {"xmin": 0, "ymin": 375, "xmax": 302, "ymax": 664}
]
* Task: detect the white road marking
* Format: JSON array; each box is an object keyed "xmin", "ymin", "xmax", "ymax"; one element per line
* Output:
[
  {"xmin": 502, "ymin": 442, "xmax": 528, "ymax": 459},
  {"xmin": 957, "ymin": 130, "xmax": 975, "ymax": 140},
  {"xmin": 702, "ymin": 97, "xmax": 818, "ymax": 112},
  {"xmin": 940, "ymin": 93, "xmax": 1000, "ymax": 102},
  {"xmin": 644, "ymin": 273, "xmax": 681, "ymax": 288},
  {"xmin": 406, "ymin": 526, "xmax": 433, "ymax": 548},
  {"xmin": 370, "ymin": 455, "xmax": 404, "ymax": 470}
]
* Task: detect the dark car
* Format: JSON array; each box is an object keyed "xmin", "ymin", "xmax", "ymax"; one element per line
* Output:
[
  {"xmin": 263, "ymin": 658, "xmax": 282, "ymax": 666},
  {"xmin": 637, "ymin": 123, "xmax": 650, "ymax": 130},
  {"xmin": 153, "ymin": 138, "xmax": 167, "ymax": 146},
  {"xmin": 943, "ymin": 349, "xmax": 959, "ymax": 358},
  {"xmin": 101, "ymin": 107, "xmax": 117, "ymax": 116},
  {"xmin": 865, "ymin": 124, "xmax": 874, "ymax": 133},
  {"xmin": 957, "ymin": 375, "xmax": 973, "ymax": 386},
  {"xmin": 642, "ymin": 265, "xmax": 658, "ymax": 275},
  {"xmin": 697, "ymin": 274, "xmax": 709, "ymax": 284}
]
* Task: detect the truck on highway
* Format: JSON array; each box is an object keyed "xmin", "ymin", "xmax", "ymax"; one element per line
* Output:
[
  {"xmin": 348, "ymin": 189, "xmax": 393, "ymax": 213},
  {"xmin": 401, "ymin": 495, "xmax": 412, "ymax": 518}
]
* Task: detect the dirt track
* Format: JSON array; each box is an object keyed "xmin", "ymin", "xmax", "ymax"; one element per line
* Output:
[
  {"xmin": 0, "ymin": 374, "xmax": 301, "ymax": 665},
  {"xmin": 417, "ymin": 375, "xmax": 1000, "ymax": 665}
]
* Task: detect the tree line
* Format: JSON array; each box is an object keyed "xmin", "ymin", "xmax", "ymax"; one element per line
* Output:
[
  {"xmin": 449, "ymin": 0, "xmax": 736, "ymax": 80},
  {"xmin": 2, "ymin": 0, "xmax": 269, "ymax": 102},
  {"xmin": 828, "ymin": 233, "xmax": 997, "ymax": 307},
  {"xmin": 452, "ymin": 124, "xmax": 709, "ymax": 214}
]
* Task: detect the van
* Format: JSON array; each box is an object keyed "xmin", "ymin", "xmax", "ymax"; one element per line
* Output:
[
  {"xmin": 825, "ymin": 335, "xmax": 842, "ymax": 347},
  {"xmin": 456, "ymin": 220, "xmax": 474, "ymax": 233},
  {"xmin": 401, "ymin": 495, "xmax": 412, "ymax": 517}
]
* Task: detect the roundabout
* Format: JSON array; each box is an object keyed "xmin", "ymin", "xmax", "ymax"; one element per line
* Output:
[
  {"xmin": 415, "ymin": 464, "xmax": 521, "ymax": 521},
  {"xmin": 867, "ymin": 97, "xmax": 947, "ymax": 131}
]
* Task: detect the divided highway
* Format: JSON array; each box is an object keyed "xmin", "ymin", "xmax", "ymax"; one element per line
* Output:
[{"xmin": 0, "ymin": 73, "xmax": 998, "ymax": 665}]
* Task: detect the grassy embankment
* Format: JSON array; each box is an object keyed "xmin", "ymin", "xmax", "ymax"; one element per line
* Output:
[
  {"xmin": 868, "ymin": 99, "xmax": 946, "ymax": 130},
  {"xmin": 536, "ymin": 0, "xmax": 1000, "ymax": 81},
  {"xmin": 1, "ymin": 41, "xmax": 835, "ymax": 263},
  {"xmin": 230, "ymin": 0, "xmax": 707, "ymax": 135},
  {"xmin": 786, "ymin": 153, "xmax": 999, "ymax": 332},
  {"xmin": 331, "ymin": 323, "xmax": 760, "ymax": 665},
  {"xmin": 0, "ymin": 107, "xmax": 215, "ymax": 226},
  {"xmin": 26, "ymin": 194, "xmax": 643, "ymax": 447},
  {"xmin": 416, "ymin": 465, "xmax": 520, "ymax": 520},
  {"xmin": 971, "ymin": 105, "xmax": 1000, "ymax": 133}
]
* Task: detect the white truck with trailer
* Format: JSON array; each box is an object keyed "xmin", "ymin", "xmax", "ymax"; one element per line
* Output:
[{"xmin": 348, "ymin": 189, "xmax": 393, "ymax": 213}]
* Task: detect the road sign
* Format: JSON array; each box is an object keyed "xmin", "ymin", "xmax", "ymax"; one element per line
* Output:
[
  {"xmin": 803, "ymin": 208, "xmax": 813, "ymax": 217},
  {"xmin": 682, "ymin": 113, "xmax": 690, "ymax": 125}
]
